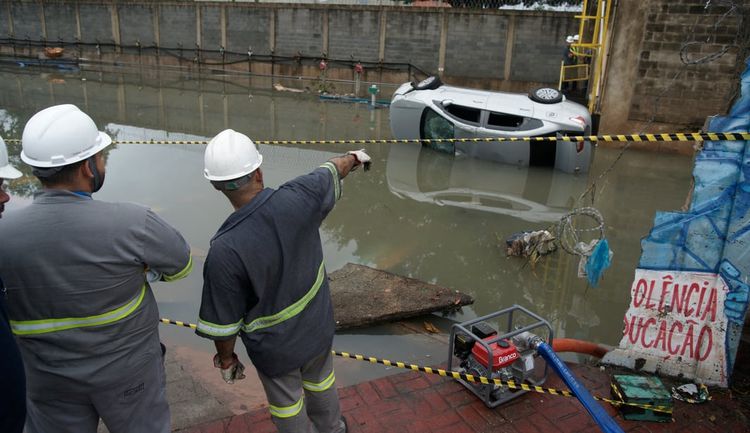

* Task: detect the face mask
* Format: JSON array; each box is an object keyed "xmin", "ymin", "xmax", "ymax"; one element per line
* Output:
[{"xmin": 88, "ymin": 157, "xmax": 105, "ymax": 193}]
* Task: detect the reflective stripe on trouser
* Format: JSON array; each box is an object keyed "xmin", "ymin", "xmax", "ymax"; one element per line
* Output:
[
  {"xmin": 257, "ymin": 348, "xmax": 345, "ymax": 433},
  {"xmin": 25, "ymin": 352, "xmax": 169, "ymax": 433}
]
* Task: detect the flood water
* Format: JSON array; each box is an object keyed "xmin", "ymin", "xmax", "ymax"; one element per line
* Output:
[{"xmin": 0, "ymin": 66, "xmax": 694, "ymax": 385}]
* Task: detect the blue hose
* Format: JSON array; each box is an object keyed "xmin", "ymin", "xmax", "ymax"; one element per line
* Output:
[{"xmin": 536, "ymin": 342, "xmax": 624, "ymax": 433}]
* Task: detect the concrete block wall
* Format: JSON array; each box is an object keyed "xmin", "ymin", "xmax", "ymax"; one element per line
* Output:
[
  {"xmin": 0, "ymin": 4, "xmax": 8, "ymax": 37},
  {"xmin": 43, "ymin": 3, "xmax": 78, "ymax": 43},
  {"xmin": 158, "ymin": 5, "xmax": 197, "ymax": 52},
  {"xmin": 275, "ymin": 8, "xmax": 324, "ymax": 57},
  {"xmin": 226, "ymin": 7, "xmax": 271, "ymax": 55},
  {"xmin": 200, "ymin": 5, "xmax": 222, "ymax": 53},
  {"xmin": 118, "ymin": 4, "xmax": 157, "ymax": 49},
  {"xmin": 9, "ymin": 2, "xmax": 44, "ymax": 40},
  {"xmin": 384, "ymin": 10, "xmax": 442, "ymax": 73},
  {"xmin": 628, "ymin": 0, "xmax": 742, "ymax": 126},
  {"xmin": 445, "ymin": 12, "xmax": 508, "ymax": 79},
  {"xmin": 510, "ymin": 14, "xmax": 570, "ymax": 83},
  {"xmin": 78, "ymin": 4, "xmax": 114, "ymax": 48},
  {"xmin": 327, "ymin": 9, "xmax": 380, "ymax": 62},
  {"xmin": 1, "ymin": 2, "xmax": 577, "ymax": 90}
]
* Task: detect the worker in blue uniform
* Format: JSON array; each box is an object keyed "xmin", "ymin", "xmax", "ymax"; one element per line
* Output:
[
  {"xmin": 196, "ymin": 129, "xmax": 370, "ymax": 433},
  {"xmin": 0, "ymin": 134, "xmax": 25, "ymax": 433}
]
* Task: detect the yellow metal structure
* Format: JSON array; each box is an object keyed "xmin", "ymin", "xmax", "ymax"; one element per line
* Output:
[{"xmin": 559, "ymin": 0, "xmax": 613, "ymax": 114}]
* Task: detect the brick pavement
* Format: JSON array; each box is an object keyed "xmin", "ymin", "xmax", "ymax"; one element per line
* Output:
[{"xmin": 176, "ymin": 361, "xmax": 748, "ymax": 433}]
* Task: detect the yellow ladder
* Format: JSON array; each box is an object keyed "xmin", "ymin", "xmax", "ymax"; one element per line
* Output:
[{"xmin": 558, "ymin": 0, "xmax": 613, "ymax": 114}]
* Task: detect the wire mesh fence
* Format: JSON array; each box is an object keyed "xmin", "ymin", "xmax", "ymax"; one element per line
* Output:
[
  {"xmin": 426, "ymin": 0, "xmax": 582, "ymax": 8},
  {"xmin": 196, "ymin": 0, "xmax": 583, "ymax": 10}
]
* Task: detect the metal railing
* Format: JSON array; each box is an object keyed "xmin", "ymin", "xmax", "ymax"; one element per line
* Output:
[{"xmin": 193, "ymin": 0, "xmax": 583, "ymax": 8}]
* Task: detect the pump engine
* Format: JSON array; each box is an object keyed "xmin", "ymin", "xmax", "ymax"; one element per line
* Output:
[{"xmin": 448, "ymin": 305, "xmax": 552, "ymax": 408}]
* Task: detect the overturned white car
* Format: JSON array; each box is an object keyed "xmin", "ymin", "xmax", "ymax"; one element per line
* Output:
[{"xmin": 389, "ymin": 76, "xmax": 594, "ymax": 173}]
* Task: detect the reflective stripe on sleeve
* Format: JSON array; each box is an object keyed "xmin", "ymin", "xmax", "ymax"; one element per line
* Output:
[
  {"xmin": 196, "ymin": 318, "xmax": 243, "ymax": 337},
  {"xmin": 10, "ymin": 285, "xmax": 147, "ymax": 336},
  {"xmin": 320, "ymin": 162, "xmax": 341, "ymax": 201},
  {"xmin": 269, "ymin": 396, "xmax": 304, "ymax": 419},
  {"xmin": 302, "ymin": 369, "xmax": 336, "ymax": 392},
  {"xmin": 163, "ymin": 256, "xmax": 193, "ymax": 282},
  {"xmin": 242, "ymin": 261, "xmax": 325, "ymax": 334}
]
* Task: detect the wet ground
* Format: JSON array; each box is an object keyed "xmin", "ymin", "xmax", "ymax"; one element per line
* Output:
[
  {"xmin": 180, "ymin": 358, "xmax": 750, "ymax": 433},
  {"xmin": 0, "ymin": 66, "xmax": 695, "ymax": 388}
]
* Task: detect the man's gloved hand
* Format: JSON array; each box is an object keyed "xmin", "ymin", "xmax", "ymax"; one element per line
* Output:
[
  {"xmin": 213, "ymin": 353, "xmax": 246, "ymax": 384},
  {"xmin": 347, "ymin": 149, "xmax": 371, "ymax": 171}
]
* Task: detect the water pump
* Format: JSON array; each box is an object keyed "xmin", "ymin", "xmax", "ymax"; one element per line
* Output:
[{"xmin": 448, "ymin": 305, "xmax": 553, "ymax": 408}]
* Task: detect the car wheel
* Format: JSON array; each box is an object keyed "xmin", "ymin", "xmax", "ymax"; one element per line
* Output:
[
  {"xmin": 412, "ymin": 76, "xmax": 443, "ymax": 91},
  {"xmin": 529, "ymin": 87, "xmax": 563, "ymax": 104}
]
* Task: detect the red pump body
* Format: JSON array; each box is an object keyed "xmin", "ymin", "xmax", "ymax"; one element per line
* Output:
[{"xmin": 471, "ymin": 338, "xmax": 520, "ymax": 371}]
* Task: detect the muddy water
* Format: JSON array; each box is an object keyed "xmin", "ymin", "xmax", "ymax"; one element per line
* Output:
[{"xmin": 0, "ymin": 67, "xmax": 694, "ymax": 386}]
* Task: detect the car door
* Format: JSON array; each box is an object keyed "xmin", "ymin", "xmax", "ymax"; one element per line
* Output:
[
  {"xmin": 470, "ymin": 110, "xmax": 538, "ymax": 165},
  {"xmin": 441, "ymin": 103, "xmax": 480, "ymax": 138}
]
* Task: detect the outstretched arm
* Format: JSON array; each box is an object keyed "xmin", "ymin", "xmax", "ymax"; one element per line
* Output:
[{"xmin": 328, "ymin": 150, "xmax": 371, "ymax": 179}]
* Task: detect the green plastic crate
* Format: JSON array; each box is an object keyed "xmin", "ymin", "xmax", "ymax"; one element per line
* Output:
[{"xmin": 610, "ymin": 375, "xmax": 673, "ymax": 422}]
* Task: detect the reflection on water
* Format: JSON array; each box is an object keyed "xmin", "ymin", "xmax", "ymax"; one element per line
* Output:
[
  {"xmin": 387, "ymin": 144, "xmax": 587, "ymax": 223},
  {"xmin": 0, "ymin": 67, "xmax": 694, "ymax": 383}
]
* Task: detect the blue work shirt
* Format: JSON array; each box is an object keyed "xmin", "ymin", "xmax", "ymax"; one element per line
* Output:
[
  {"xmin": 197, "ymin": 163, "xmax": 341, "ymax": 377},
  {"xmin": 0, "ymin": 278, "xmax": 25, "ymax": 433}
]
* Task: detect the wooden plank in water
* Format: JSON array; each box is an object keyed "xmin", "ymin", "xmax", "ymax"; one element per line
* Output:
[{"xmin": 329, "ymin": 263, "xmax": 474, "ymax": 330}]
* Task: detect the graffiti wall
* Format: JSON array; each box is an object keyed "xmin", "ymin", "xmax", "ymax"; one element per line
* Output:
[{"xmin": 604, "ymin": 59, "xmax": 750, "ymax": 387}]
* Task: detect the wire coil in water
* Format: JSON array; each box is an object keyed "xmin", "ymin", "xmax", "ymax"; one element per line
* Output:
[{"xmin": 557, "ymin": 207, "xmax": 605, "ymax": 257}]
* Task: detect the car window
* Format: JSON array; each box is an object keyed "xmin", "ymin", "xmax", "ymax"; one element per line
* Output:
[
  {"xmin": 420, "ymin": 108, "xmax": 455, "ymax": 154},
  {"xmin": 445, "ymin": 104, "xmax": 481, "ymax": 124},
  {"xmin": 487, "ymin": 111, "xmax": 525, "ymax": 129}
]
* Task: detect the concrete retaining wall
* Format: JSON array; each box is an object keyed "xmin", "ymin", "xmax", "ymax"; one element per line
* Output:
[
  {"xmin": 445, "ymin": 13, "xmax": 508, "ymax": 79},
  {"xmin": 600, "ymin": 0, "xmax": 744, "ymax": 133},
  {"xmin": 0, "ymin": 1, "xmax": 577, "ymax": 89}
]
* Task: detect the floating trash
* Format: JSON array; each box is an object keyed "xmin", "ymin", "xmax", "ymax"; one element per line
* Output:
[
  {"xmin": 558, "ymin": 207, "xmax": 613, "ymax": 287},
  {"xmin": 505, "ymin": 230, "xmax": 557, "ymax": 258}
]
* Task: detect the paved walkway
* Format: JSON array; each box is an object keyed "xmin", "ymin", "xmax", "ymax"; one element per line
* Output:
[{"xmin": 175, "ymin": 360, "xmax": 748, "ymax": 433}]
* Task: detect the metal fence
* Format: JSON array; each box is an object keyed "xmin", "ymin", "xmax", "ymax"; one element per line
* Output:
[
  {"xmin": 194, "ymin": 0, "xmax": 583, "ymax": 9},
  {"xmin": 445, "ymin": 0, "xmax": 582, "ymax": 8}
]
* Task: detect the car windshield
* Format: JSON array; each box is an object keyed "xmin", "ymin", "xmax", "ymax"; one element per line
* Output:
[{"xmin": 420, "ymin": 108, "xmax": 455, "ymax": 154}]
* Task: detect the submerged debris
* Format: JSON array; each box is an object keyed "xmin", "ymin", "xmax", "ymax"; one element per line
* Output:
[
  {"xmin": 423, "ymin": 322, "xmax": 440, "ymax": 333},
  {"xmin": 505, "ymin": 230, "xmax": 557, "ymax": 258},
  {"xmin": 273, "ymin": 83, "xmax": 305, "ymax": 93},
  {"xmin": 44, "ymin": 47, "xmax": 64, "ymax": 58}
]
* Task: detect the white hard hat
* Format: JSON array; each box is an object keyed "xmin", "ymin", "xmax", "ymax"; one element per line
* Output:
[
  {"xmin": 566, "ymin": 35, "xmax": 574, "ymax": 44},
  {"xmin": 21, "ymin": 104, "xmax": 112, "ymax": 168},
  {"xmin": 573, "ymin": 34, "xmax": 580, "ymax": 41},
  {"xmin": 0, "ymin": 136, "xmax": 22, "ymax": 179},
  {"xmin": 204, "ymin": 129, "xmax": 263, "ymax": 181}
]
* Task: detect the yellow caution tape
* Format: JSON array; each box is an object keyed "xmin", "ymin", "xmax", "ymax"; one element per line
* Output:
[
  {"xmin": 3, "ymin": 132, "xmax": 749, "ymax": 146},
  {"xmin": 333, "ymin": 350, "xmax": 672, "ymax": 414},
  {"xmin": 158, "ymin": 318, "xmax": 672, "ymax": 414},
  {"xmin": 159, "ymin": 318, "xmax": 197, "ymax": 329}
]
